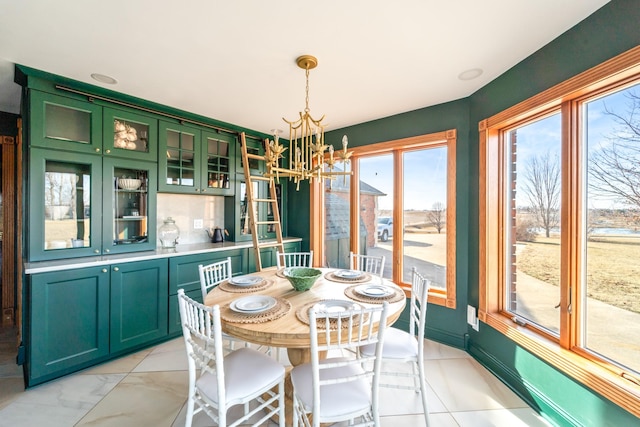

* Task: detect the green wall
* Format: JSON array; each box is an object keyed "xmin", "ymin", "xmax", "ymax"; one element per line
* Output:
[{"xmin": 288, "ymin": 0, "xmax": 640, "ymax": 424}]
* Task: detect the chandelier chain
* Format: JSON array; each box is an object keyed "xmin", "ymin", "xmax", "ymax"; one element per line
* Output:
[{"xmin": 304, "ymin": 67, "xmax": 310, "ymax": 113}]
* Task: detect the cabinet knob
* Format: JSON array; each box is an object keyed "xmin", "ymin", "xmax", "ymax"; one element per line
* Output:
[
  {"xmin": 104, "ymin": 249, "xmax": 110, "ymax": 253},
  {"xmin": 94, "ymin": 249, "xmax": 100, "ymax": 254},
  {"xmin": 201, "ymin": 189, "xmax": 207, "ymax": 193},
  {"xmin": 102, "ymin": 268, "xmax": 108, "ymax": 273},
  {"xmin": 113, "ymin": 267, "xmax": 119, "ymax": 272},
  {"xmin": 95, "ymin": 148, "xmax": 101, "ymax": 153},
  {"xmin": 105, "ymin": 149, "xmax": 111, "ymax": 154}
]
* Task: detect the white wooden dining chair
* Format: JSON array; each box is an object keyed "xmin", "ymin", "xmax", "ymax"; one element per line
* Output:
[
  {"xmin": 276, "ymin": 250, "xmax": 314, "ymax": 269},
  {"xmin": 359, "ymin": 267, "xmax": 432, "ymax": 426},
  {"xmin": 199, "ymin": 258, "xmax": 271, "ymax": 355},
  {"xmin": 199, "ymin": 257, "xmax": 233, "ymax": 302},
  {"xmin": 291, "ymin": 301, "xmax": 390, "ymax": 427},
  {"xmin": 177, "ymin": 289, "xmax": 286, "ymax": 427},
  {"xmin": 350, "ymin": 251, "xmax": 386, "ymax": 278}
]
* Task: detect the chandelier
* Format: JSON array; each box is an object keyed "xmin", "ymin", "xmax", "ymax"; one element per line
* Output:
[{"xmin": 264, "ymin": 55, "xmax": 352, "ymax": 190}]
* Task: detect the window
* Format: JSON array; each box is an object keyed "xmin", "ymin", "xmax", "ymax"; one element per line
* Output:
[
  {"xmin": 314, "ymin": 130, "xmax": 456, "ymax": 308},
  {"xmin": 480, "ymin": 46, "xmax": 640, "ymax": 416}
]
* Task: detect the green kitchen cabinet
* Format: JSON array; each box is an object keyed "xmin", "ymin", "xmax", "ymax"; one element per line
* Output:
[
  {"xmin": 28, "ymin": 259, "xmax": 169, "ymax": 386},
  {"xmin": 103, "ymin": 107, "xmax": 158, "ymax": 161},
  {"xmin": 110, "ymin": 259, "xmax": 169, "ymax": 353},
  {"xmin": 29, "ymin": 90, "xmax": 103, "ymax": 153},
  {"xmin": 28, "ymin": 148, "xmax": 157, "ymax": 261},
  {"xmin": 103, "ymin": 157, "xmax": 157, "ymax": 252},
  {"xmin": 200, "ymin": 130, "xmax": 235, "ymax": 196},
  {"xmin": 29, "ymin": 266, "xmax": 110, "ymax": 385},
  {"xmin": 29, "ymin": 91, "xmax": 159, "ymax": 162},
  {"xmin": 168, "ymin": 249, "xmax": 246, "ymax": 334},
  {"xmin": 159, "ymin": 122, "xmax": 236, "ymax": 195}
]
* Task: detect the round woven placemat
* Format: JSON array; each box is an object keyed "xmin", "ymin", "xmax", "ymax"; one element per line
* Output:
[
  {"xmin": 218, "ymin": 278, "xmax": 274, "ymax": 293},
  {"xmin": 324, "ymin": 271, "xmax": 372, "ymax": 284},
  {"xmin": 295, "ymin": 300, "xmax": 368, "ymax": 330},
  {"xmin": 220, "ymin": 296, "xmax": 291, "ymax": 324},
  {"xmin": 344, "ymin": 284, "xmax": 406, "ymax": 304}
]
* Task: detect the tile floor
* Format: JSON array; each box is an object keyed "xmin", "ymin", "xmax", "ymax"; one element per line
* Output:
[{"xmin": 0, "ymin": 332, "xmax": 552, "ymax": 427}]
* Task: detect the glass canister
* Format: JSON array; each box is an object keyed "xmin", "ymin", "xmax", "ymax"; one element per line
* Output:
[{"xmin": 158, "ymin": 217, "xmax": 180, "ymax": 248}]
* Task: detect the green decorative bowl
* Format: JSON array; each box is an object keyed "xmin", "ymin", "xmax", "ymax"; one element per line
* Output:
[{"xmin": 283, "ymin": 267, "xmax": 323, "ymax": 291}]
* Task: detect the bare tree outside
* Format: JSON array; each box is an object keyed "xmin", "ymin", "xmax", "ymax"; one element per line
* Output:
[
  {"xmin": 521, "ymin": 151, "xmax": 561, "ymax": 238},
  {"xmin": 428, "ymin": 202, "xmax": 445, "ymax": 233},
  {"xmin": 588, "ymin": 90, "xmax": 640, "ymax": 209}
]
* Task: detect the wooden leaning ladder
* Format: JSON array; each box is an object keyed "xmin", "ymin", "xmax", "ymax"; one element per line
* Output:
[{"xmin": 239, "ymin": 132, "xmax": 284, "ymax": 271}]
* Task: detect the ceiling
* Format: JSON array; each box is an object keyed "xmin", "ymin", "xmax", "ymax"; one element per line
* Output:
[{"xmin": 0, "ymin": 1, "xmax": 609, "ymax": 137}]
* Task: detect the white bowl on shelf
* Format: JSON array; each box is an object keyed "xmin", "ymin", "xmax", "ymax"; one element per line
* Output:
[{"xmin": 118, "ymin": 178, "xmax": 142, "ymax": 190}]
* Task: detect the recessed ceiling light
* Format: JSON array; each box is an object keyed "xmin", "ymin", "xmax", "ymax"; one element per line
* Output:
[
  {"xmin": 90, "ymin": 73, "xmax": 118, "ymax": 84},
  {"xmin": 458, "ymin": 68, "xmax": 483, "ymax": 81}
]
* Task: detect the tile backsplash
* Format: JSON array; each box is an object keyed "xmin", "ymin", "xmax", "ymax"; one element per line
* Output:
[{"xmin": 156, "ymin": 194, "xmax": 225, "ymax": 245}]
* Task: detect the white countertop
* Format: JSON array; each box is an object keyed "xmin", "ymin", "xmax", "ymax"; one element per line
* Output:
[{"xmin": 24, "ymin": 237, "xmax": 302, "ymax": 274}]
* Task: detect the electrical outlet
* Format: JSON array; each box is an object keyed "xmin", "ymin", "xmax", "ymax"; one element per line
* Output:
[
  {"xmin": 467, "ymin": 305, "xmax": 480, "ymax": 331},
  {"xmin": 193, "ymin": 219, "xmax": 203, "ymax": 229}
]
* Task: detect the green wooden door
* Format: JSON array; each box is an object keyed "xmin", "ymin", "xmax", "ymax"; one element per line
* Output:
[
  {"xmin": 103, "ymin": 107, "xmax": 158, "ymax": 161},
  {"xmin": 102, "ymin": 157, "xmax": 158, "ymax": 254},
  {"xmin": 28, "ymin": 148, "xmax": 103, "ymax": 261},
  {"xmin": 29, "ymin": 90, "xmax": 103, "ymax": 153},
  {"xmin": 110, "ymin": 259, "xmax": 169, "ymax": 353},
  {"xmin": 200, "ymin": 130, "xmax": 236, "ymax": 196},
  {"xmin": 158, "ymin": 121, "xmax": 202, "ymax": 193},
  {"xmin": 29, "ymin": 266, "xmax": 110, "ymax": 385}
]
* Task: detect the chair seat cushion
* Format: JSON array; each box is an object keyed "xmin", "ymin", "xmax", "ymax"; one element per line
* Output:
[
  {"xmin": 197, "ymin": 347, "xmax": 284, "ymax": 404},
  {"xmin": 360, "ymin": 327, "xmax": 418, "ymax": 359},
  {"xmin": 291, "ymin": 357, "xmax": 371, "ymax": 419}
]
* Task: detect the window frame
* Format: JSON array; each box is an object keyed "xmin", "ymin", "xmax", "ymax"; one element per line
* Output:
[
  {"xmin": 479, "ymin": 46, "xmax": 640, "ymax": 417},
  {"xmin": 311, "ymin": 130, "xmax": 457, "ymax": 308}
]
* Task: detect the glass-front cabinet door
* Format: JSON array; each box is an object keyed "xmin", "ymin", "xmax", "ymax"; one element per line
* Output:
[
  {"xmin": 28, "ymin": 149, "xmax": 158, "ymax": 261},
  {"xmin": 158, "ymin": 121, "xmax": 201, "ymax": 193},
  {"xmin": 201, "ymin": 130, "xmax": 235, "ymax": 196},
  {"xmin": 29, "ymin": 148, "xmax": 103, "ymax": 261},
  {"xmin": 30, "ymin": 91, "xmax": 102, "ymax": 153},
  {"xmin": 103, "ymin": 158, "xmax": 157, "ymax": 254},
  {"xmin": 103, "ymin": 108, "xmax": 158, "ymax": 161}
]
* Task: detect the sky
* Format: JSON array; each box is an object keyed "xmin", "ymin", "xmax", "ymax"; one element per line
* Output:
[{"xmin": 514, "ymin": 82, "xmax": 639, "ymax": 209}]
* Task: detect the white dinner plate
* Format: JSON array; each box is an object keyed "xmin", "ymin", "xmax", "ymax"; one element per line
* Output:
[
  {"xmin": 230, "ymin": 295, "xmax": 276, "ymax": 313},
  {"xmin": 334, "ymin": 269, "xmax": 364, "ymax": 279},
  {"xmin": 313, "ymin": 300, "xmax": 360, "ymax": 318},
  {"xmin": 229, "ymin": 275, "xmax": 263, "ymax": 287},
  {"xmin": 354, "ymin": 284, "xmax": 394, "ymax": 298}
]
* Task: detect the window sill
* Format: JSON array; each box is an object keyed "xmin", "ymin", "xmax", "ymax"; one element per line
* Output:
[
  {"xmin": 479, "ymin": 310, "xmax": 640, "ymax": 418},
  {"xmin": 400, "ymin": 286, "xmax": 454, "ymax": 309}
]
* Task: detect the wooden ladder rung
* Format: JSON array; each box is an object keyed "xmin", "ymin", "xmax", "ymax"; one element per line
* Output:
[
  {"xmin": 257, "ymin": 241, "xmax": 285, "ymax": 249},
  {"xmin": 249, "ymin": 175, "xmax": 271, "ymax": 182},
  {"xmin": 246, "ymin": 153, "xmax": 265, "ymax": 160},
  {"xmin": 255, "ymin": 220, "xmax": 280, "ymax": 225},
  {"xmin": 253, "ymin": 198, "xmax": 276, "ymax": 203}
]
